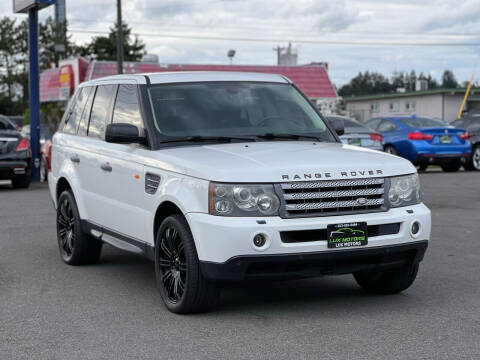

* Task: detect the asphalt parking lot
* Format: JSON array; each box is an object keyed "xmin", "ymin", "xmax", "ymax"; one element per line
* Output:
[{"xmin": 1, "ymin": 171, "xmax": 479, "ymax": 360}]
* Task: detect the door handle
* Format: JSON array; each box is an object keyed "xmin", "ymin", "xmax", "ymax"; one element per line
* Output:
[
  {"xmin": 70, "ymin": 155, "xmax": 80, "ymax": 164},
  {"xmin": 100, "ymin": 162, "xmax": 112, "ymax": 172}
]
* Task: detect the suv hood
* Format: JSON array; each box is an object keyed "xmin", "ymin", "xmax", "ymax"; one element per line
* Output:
[{"xmin": 146, "ymin": 141, "xmax": 416, "ymax": 182}]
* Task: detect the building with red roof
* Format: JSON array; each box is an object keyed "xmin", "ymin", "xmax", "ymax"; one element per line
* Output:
[{"xmin": 40, "ymin": 58, "xmax": 338, "ymax": 111}]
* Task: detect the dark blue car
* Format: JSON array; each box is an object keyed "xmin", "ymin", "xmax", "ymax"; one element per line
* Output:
[{"xmin": 365, "ymin": 116, "xmax": 471, "ymax": 172}]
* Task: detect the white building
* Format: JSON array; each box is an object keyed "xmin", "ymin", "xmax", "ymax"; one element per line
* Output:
[{"xmin": 344, "ymin": 88, "xmax": 480, "ymax": 123}]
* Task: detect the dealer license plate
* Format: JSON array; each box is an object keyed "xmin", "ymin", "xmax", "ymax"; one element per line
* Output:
[
  {"xmin": 439, "ymin": 135, "xmax": 451, "ymax": 144},
  {"xmin": 348, "ymin": 138, "xmax": 361, "ymax": 146},
  {"xmin": 327, "ymin": 222, "xmax": 368, "ymax": 249}
]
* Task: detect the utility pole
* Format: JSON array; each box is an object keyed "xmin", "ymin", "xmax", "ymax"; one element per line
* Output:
[{"xmin": 116, "ymin": 0, "xmax": 124, "ymax": 74}]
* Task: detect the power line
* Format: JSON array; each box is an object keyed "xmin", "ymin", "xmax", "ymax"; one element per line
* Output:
[{"xmin": 69, "ymin": 29, "xmax": 480, "ymax": 47}]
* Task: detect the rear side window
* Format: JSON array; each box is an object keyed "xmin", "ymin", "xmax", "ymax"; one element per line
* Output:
[
  {"xmin": 377, "ymin": 120, "xmax": 397, "ymax": 132},
  {"xmin": 64, "ymin": 87, "xmax": 93, "ymax": 134},
  {"xmin": 365, "ymin": 118, "xmax": 381, "ymax": 131},
  {"xmin": 0, "ymin": 117, "xmax": 15, "ymax": 130},
  {"xmin": 112, "ymin": 84, "xmax": 143, "ymax": 129},
  {"xmin": 88, "ymin": 85, "xmax": 116, "ymax": 139},
  {"xmin": 77, "ymin": 87, "xmax": 95, "ymax": 136}
]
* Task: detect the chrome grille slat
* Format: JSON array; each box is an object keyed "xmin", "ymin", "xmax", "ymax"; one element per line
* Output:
[
  {"xmin": 281, "ymin": 178, "xmax": 384, "ymax": 190},
  {"xmin": 279, "ymin": 177, "xmax": 387, "ymax": 217},
  {"xmin": 285, "ymin": 198, "xmax": 384, "ymax": 211},
  {"xmin": 145, "ymin": 173, "xmax": 161, "ymax": 195},
  {"xmin": 283, "ymin": 188, "xmax": 384, "ymax": 200}
]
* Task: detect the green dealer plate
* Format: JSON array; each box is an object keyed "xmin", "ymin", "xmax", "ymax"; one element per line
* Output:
[{"xmin": 327, "ymin": 222, "xmax": 368, "ymax": 249}]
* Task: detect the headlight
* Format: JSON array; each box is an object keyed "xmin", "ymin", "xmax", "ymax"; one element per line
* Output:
[
  {"xmin": 209, "ymin": 183, "xmax": 280, "ymax": 216},
  {"xmin": 388, "ymin": 174, "xmax": 420, "ymax": 208}
]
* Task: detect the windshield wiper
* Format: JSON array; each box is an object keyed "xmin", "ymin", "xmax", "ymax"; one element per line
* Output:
[
  {"xmin": 160, "ymin": 135, "xmax": 257, "ymax": 144},
  {"xmin": 254, "ymin": 133, "xmax": 321, "ymax": 141}
]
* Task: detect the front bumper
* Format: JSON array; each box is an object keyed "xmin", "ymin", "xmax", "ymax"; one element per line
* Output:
[
  {"xmin": 200, "ymin": 241, "xmax": 428, "ymax": 281},
  {"xmin": 186, "ymin": 203, "xmax": 431, "ymax": 267}
]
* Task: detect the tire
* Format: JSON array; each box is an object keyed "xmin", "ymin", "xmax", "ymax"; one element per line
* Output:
[
  {"xmin": 56, "ymin": 190, "xmax": 102, "ymax": 265},
  {"xmin": 441, "ymin": 161, "xmax": 461, "ymax": 172},
  {"xmin": 417, "ymin": 164, "xmax": 428, "ymax": 172},
  {"xmin": 155, "ymin": 214, "xmax": 220, "ymax": 314},
  {"xmin": 11, "ymin": 176, "xmax": 30, "ymax": 189},
  {"xmin": 384, "ymin": 145, "xmax": 397, "ymax": 155},
  {"xmin": 464, "ymin": 144, "xmax": 480, "ymax": 171},
  {"xmin": 354, "ymin": 263, "xmax": 419, "ymax": 295}
]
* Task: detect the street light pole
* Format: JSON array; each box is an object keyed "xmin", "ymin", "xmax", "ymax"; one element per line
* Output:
[{"xmin": 116, "ymin": 0, "xmax": 124, "ymax": 74}]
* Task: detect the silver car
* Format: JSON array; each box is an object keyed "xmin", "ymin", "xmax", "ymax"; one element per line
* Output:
[{"xmin": 327, "ymin": 116, "xmax": 383, "ymax": 151}]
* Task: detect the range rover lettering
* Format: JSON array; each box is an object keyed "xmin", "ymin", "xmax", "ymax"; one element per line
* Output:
[{"xmin": 49, "ymin": 72, "xmax": 431, "ymax": 313}]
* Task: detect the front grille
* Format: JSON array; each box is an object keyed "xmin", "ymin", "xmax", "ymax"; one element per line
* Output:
[{"xmin": 278, "ymin": 178, "xmax": 387, "ymax": 218}]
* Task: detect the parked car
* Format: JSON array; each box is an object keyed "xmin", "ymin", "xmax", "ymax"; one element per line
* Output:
[
  {"xmin": 451, "ymin": 110, "xmax": 480, "ymax": 171},
  {"xmin": 49, "ymin": 72, "xmax": 431, "ymax": 313},
  {"xmin": 0, "ymin": 116, "xmax": 31, "ymax": 188},
  {"xmin": 327, "ymin": 116, "xmax": 382, "ymax": 151},
  {"xmin": 20, "ymin": 124, "xmax": 54, "ymax": 145},
  {"xmin": 365, "ymin": 116, "xmax": 471, "ymax": 172}
]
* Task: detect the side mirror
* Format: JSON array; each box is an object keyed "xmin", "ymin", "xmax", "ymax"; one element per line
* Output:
[
  {"xmin": 328, "ymin": 118, "xmax": 345, "ymax": 136},
  {"xmin": 105, "ymin": 123, "xmax": 146, "ymax": 144}
]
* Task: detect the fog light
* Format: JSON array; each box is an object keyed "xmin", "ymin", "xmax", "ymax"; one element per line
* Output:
[
  {"xmin": 411, "ymin": 221, "xmax": 420, "ymax": 235},
  {"xmin": 253, "ymin": 233, "xmax": 266, "ymax": 247}
]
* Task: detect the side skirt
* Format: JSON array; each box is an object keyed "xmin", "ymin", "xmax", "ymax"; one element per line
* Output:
[{"xmin": 81, "ymin": 220, "xmax": 155, "ymax": 261}]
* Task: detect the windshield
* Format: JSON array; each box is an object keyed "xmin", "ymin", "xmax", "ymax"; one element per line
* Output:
[
  {"xmin": 147, "ymin": 82, "xmax": 334, "ymax": 142},
  {"xmin": 400, "ymin": 117, "xmax": 447, "ymax": 128}
]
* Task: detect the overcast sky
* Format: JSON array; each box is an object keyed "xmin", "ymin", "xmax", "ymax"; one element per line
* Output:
[{"xmin": 3, "ymin": 0, "xmax": 480, "ymax": 86}]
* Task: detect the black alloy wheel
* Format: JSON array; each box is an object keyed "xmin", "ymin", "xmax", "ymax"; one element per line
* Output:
[
  {"xmin": 56, "ymin": 190, "xmax": 102, "ymax": 265},
  {"xmin": 57, "ymin": 195, "xmax": 76, "ymax": 261},
  {"xmin": 157, "ymin": 226, "xmax": 187, "ymax": 303},
  {"xmin": 155, "ymin": 214, "xmax": 220, "ymax": 314}
]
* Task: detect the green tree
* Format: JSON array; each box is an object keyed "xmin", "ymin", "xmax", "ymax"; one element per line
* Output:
[
  {"xmin": 0, "ymin": 17, "xmax": 17, "ymax": 100},
  {"xmin": 442, "ymin": 70, "xmax": 458, "ymax": 88},
  {"xmin": 339, "ymin": 71, "xmax": 392, "ymax": 97},
  {"xmin": 83, "ymin": 22, "xmax": 146, "ymax": 61}
]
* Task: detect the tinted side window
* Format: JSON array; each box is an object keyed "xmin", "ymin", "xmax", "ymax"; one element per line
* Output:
[
  {"xmin": 77, "ymin": 87, "xmax": 95, "ymax": 136},
  {"xmin": 377, "ymin": 120, "xmax": 397, "ymax": 132},
  {"xmin": 88, "ymin": 85, "xmax": 116, "ymax": 139},
  {"xmin": 64, "ymin": 88, "xmax": 92, "ymax": 134},
  {"xmin": 112, "ymin": 84, "xmax": 143, "ymax": 128},
  {"xmin": 365, "ymin": 118, "xmax": 381, "ymax": 131}
]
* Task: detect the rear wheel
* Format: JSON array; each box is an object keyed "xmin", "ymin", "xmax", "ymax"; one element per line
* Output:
[
  {"xmin": 354, "ymin": 263, "xmax": 419, "ymax": 294},
  {"xmin": 11, "ymin": 176, "xmax": 30, "ymax": 189},
  {"xmin": 441, "ymin": 160, "xmax": 461, "ymax": 172},
  {"xmin": 56, "ymin": 190, "xmax": 102, "ymax": 265},
  {"xmin": 384, "ymin": 145, "xmax": 397, "ymax": 155},
  {"xmin": 155, "ymin": 214, "xmax": 220, "ymax": 314},
  {"xmin": 464, "ymin": 144, "xmax": 480, "ymax": 171}
]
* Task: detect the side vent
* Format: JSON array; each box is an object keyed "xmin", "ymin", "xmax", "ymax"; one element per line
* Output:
[{"xmin": 145, "ymin": 173, "xmax": 161, "ymax": 194}]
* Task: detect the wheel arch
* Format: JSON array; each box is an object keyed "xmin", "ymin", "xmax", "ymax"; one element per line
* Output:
[{"xmin": 153, "ymin": 201, "xmax": 184, "ymax": 244}]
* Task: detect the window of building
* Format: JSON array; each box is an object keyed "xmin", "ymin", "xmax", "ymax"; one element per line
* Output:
[
  {"xmin": 389, "ymin": 102, "xmax": 399, "ymax": 112},
  {"xmin": 88, "ymin": 85, "xmax": 116, "ymax": 139},
  {"xmin": 369, "ymin": 103, "xmax": 379, "ymax": 113},
  {"xmin": 112, "ymin": 84, "xmax": 143, "ymax": 129},
  {"xmin": 405, "ymin": 101, "xmax": 416, "ymax": 112}
]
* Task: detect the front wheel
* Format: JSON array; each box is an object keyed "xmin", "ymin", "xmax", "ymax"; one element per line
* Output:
[
  {"xmin": 155, "ymin": 214, "xmax": 220, "ymax": 314},
  {"xmin": 354, "ymin": 263, "xmax": 419, "ymax": 294},
  {"xmin": 441, "ymin": 161, "xmax": 461, "ymax": 172}
]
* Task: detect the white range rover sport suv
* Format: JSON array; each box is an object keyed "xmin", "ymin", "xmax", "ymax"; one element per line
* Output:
[{"xmin": 49, "ymin": 72, "xmax": 431, "ymax": 313}]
